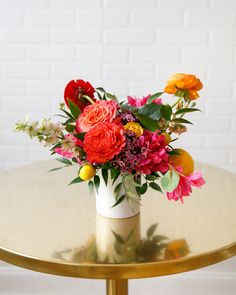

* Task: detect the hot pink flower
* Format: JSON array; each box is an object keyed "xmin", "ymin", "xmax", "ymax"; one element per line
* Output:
[
  {"xmin": 166, "ymin": 171, "xmax": 205, "ymax": 203},
  {"xmin": 76, "ymin": 100, "xmax": 117, "ymax": 132},
  {"xmin": 128, "ymin": 95, "xmax": 162, "ymax": 107},
  {"xmin": 55, "ymin": 147, "xmax": 74, "ymax": 158},
  {"xmin": 137, "ymin": 131, "xmax": 169, "ymax": 174}
]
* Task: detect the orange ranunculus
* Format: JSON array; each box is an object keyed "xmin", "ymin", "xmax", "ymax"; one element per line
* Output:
[
  {"xmin": 83, "ymin": 122, "xmax": 125, "ymax": 164},
  {"xmin": 164, "ymin": 73, "xmax": 203, "ymax": 100}
]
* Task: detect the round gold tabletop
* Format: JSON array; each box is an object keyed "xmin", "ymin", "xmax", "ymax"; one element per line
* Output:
[{"xmin": 0, "ymin": 161, "xmax": 236, "ymax": 280}]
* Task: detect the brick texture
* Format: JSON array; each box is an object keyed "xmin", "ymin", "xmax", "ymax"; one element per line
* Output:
[{"xmin": 0, "ymin": 0, "xmax": 235, "ymax": 172}]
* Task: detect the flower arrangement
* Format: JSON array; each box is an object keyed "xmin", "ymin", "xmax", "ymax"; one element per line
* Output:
[{"xmin": 15, "ymin": 73, "xmax": 205, "ymax": 207}]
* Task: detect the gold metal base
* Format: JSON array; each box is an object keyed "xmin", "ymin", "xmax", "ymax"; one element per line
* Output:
[{"xmin": 106, "ymin": 279, "xmax": 128, "ymax": 295}]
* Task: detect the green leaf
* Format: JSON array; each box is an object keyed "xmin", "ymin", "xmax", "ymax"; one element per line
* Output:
[
  {"xmin": 62, "ymin": 109, "xmax": 75, "ymax": 120},
  {"xmin": 96, "ymin": 87, "xmax": 106, "ymax": 92},
  {"xmin": 147, "ymin": 92, "xmax": 163, "ymax": 104},
  {"xmin": 145, "ymin": 174, "xmax": 157, "ymax": 181},
  {"xmin": 65, "ymin": 124, "xmax": 75, "ymax": 132},
  {"xmin": 68, "ymin": 176, "xmax": 84, "ymax": 185},
  {"xmin": 138, "ymin": 103, "xmax": 162, "ymax": 120},
  {"xmin": 100, "ymin": 163, "xmax": 111, "ymax": 169},
  {"xmin": 112, "ymin": 231, "xmax": 125, "ymax": 244},
  {"xmin": 102, "ymin": 169, "xmax": 108, "ymax": 186},
  {"xmin": 161, "ymin": 170, "xmax": 180, "ymax": 192},
  {"xmin": 114, "ymin": 182, "xmax": 122, "ymax": 199},
  {"xmin": 126, "ymin": 228, "xmax": 135, "ymax": 242},
  {"xmin": 114, "ymin": 241, "xmax": 122, "ymax": 255},
  {"xmin": 88, "ymin": 180, "xmax": 94, "ymax": 193},
  {"xmin": 62, "ymin": 118, "xmax": 74, "ymax": 125},
  {"xmin": 160, "ymin": 104, "xmax": 172, "ymax": 121},
  {"xmin": 73, "ymin": 132, "xmax": 86, "ymax": 140},
  {"xmin": 48, "ymin": 166, "xmax": 65, "ymax": 172},
  {"xmin": 172, "ymin": 118, "xmax": 193, "ymax": 125},
  {"xmin": 105, "ymin": 92, "xmax": 118, "ymax": 102},
  {"xmin": 175, "ymin": 108, "xmax": 201, "ymax": 115},
  {"xmin": 68, "ymin": 99, "xmax": 81, "ymax": 119},
  {"xmin": 96, "ymin": 91, "xmax": 103, "ymax": 100},
  {"xmin": 56, "ymin": 158, "xmax": 72, "ymax": 165},
  {"xmin": 149, "ymin": 182, "xmax": 163, "ymax": 193},
  {"xmin": 147, "ymin": 223, "xmax": 158, "ymax": 238},
  {"xmin": 111, "ymin": 194, "xmax": 125, "ymax": 208},
  {"xmin": 111, "ymin": 168, "xmax": 120, "ymax": 184},
  {"xmin": 94, "ymin": 175, "xmax": 100, "ymax": 193},
  {"xmin": 136, "ymin": 114, "xmax": 159, "ymax": 132},
  {"xmin": 137, "ymin": 183, "xmax": 148, "ymax": 195}
]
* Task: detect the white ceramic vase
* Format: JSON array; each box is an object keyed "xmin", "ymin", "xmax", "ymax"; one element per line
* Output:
[{"xmin": 95, "ymin": 174, "xmax": 140, "ymax": 219}]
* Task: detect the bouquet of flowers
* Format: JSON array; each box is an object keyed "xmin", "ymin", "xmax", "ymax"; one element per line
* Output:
[{"xmin": 15, "ymin": 73, "xmax": 205, "ymax": 207}]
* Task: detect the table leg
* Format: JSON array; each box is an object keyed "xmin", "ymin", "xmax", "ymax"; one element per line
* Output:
[{"xmin": 106, "ymin": 279, "xmax": 128, "ymax": 295}]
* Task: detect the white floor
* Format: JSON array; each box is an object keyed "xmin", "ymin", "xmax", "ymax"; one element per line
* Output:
[{"xmin": 0, "ymin": 257, "xmax": 236, "ymax": 295}]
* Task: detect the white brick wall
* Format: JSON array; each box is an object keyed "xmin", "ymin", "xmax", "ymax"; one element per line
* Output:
[{"xmin": 0, "ymin": 0, "xmax": 236, "ymax": 172}]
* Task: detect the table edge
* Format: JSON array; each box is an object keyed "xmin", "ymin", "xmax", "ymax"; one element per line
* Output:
[{"xmin": 1, "ymin": 242, "xmax": 236, "ymax": 279}]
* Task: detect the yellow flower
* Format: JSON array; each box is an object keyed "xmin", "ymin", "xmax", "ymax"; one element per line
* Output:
[
  {"xmin": 79, "ymin": 164, "xmax": 96, "ymax": 181},
  {"xmin": 124, "ymin": 122, "xmax": 143, "ymax": 137}
]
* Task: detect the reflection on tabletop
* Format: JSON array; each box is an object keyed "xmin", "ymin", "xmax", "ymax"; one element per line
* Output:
[{"xmin": 53, "ymin": 214, "xmax": 189, "ymax": 264}]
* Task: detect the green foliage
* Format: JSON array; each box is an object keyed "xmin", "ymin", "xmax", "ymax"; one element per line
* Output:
[
  {"xmin": 137, "ymin": 183, "xmax": 148, "ymax": 195},
  {"xmin": 112, "ymin": 231, "xmax": 125, "ymax": 244},
  {"xmin": 67, "ymin": 99, "xmax": 81, "ymax": 119},
  {"xmin": 136, "ymin": 114, "xmax": 159, "ymax": 131},
  {"xmin": 149, "ymin": 182, "xmax": 163, "ymax": 193},
  {"xmin": 56, "ymin": 158, "xmax": 72, "ymax": 165},
  {"xmin": 146, "ymin": 223, "xmax": 158, "ymax": 238},
  {"xmin": 88, "ymin": 180, "xmax": 94, "ymax": 193},
  {"xmin": 94, "ymin": 175, "xmax": 100, "ymax": 193},
  {"xmin": 147, "ymin": 92, "xmax": 163, "ymax": 103},
  {"xmin": 172, "ymin": 118, "xmax": 193, "ymax": 125},
  {"xmin": 160, "ymin": 104, "xmax": 172, "ymax": 121},
  {"xmin": 102, "ymin": 169, "xmax": 108, "ymax": 186},
  {"xmin": 114, "ymin": 182, "xmax": 122, "ymax": 200},
  {"xmin": 175, "ymin": 108, "xmax": 201, "ymax": 115},
  {"xmin": 111, "ymin": 168, "xmax": 120, "ymax": 184},
  {"xmin": 111, "ymin": 194, "xmax": 126, "ymax": 208},
  {"xmin": 161, "ymin": 170, "xmax": 180, "ymax": 192},
  {"xmin": 73, "ymin": 132, "xmax": 86, "ymax": 140},
  {"xmin": 68, "ymin": 176, "xmax": 84, "ymax": 185},
  {"xmin": 138, "ymin": 103, "xmax": 162, "ymax": 120}
]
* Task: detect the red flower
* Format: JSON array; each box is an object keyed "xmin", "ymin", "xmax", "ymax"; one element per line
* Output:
[
  {"xmin": 64, "ymin": 79, "xmax": 95, "ymax": 111},
  {"xmin": 83, "ymin": 122, "xmax": 126, "ymax": 164}
]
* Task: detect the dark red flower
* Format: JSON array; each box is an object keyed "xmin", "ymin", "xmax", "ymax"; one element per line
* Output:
[{"xmin": 64, "ymin": 79, "xmax": 95, "ymax": 111}]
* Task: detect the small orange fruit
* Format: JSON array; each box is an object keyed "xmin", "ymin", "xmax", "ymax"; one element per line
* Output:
[
  {"xmin": 79, "ymin": 164, "xmax": 96, "ymax": 181},
  {"xmin": 169, "ymin": 148, "xmax": 194, "ymax": 176},
  {"xmin": 162, "ymin": 132, "xmax": 172, "ymax": 145}
]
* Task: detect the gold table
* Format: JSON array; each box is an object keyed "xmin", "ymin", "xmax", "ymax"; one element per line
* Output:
[{"xmin": 0, "ymin": 161, "xmax": 236, "ymax": 295}]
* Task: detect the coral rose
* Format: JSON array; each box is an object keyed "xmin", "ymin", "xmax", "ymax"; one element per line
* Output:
[
  {"xmin": 83, "ymin": 122, "xmax": 125, "ymax": 164},
  {"xmin": 64, "ymin": 79, "xmax": 95, "ymax": 111},
  {"xmin": 76, "ymin": 100, "xmax": 117, "ymax": 132},
  {"xmin": 164, "ymin": 73, "xmax": 203, "ymax": 100}
]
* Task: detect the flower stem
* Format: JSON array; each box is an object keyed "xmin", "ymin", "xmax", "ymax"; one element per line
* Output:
[{"xmin": 171, "ymin": 95, "xmax": 183, "ymax": 109}]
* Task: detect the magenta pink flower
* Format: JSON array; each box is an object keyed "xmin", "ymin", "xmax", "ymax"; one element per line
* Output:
[
  {"xmin": 55, "ymin": 147, "xmax": 74, "ymax": 158},
  {"xmin": 167, "ymin": 171, "xmax": 205, "ymax": 203},
  {"xmin": 137, "ymin": 131, "xmax": 169, "ymax": 174},
  {"xmin": 128, "ymin": 95, "xmax": 162, "ymax": 107},
  {"xmin": 112, "ymin": 130, "xmax": 169, "ymax": 174}
]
